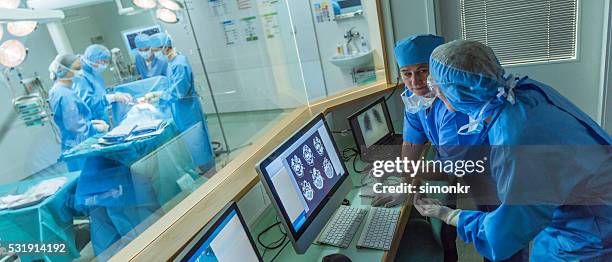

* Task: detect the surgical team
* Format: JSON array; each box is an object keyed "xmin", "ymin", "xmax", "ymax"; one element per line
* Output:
[
  {"xmin": 47, "ymin": 32, "xmax": 214, "ymax": 259},
  {"xmin": 376, "ymin": 34, "xmax": 611, "ymax": 261}
]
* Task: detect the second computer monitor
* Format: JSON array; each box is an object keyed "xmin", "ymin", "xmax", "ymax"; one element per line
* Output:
[
  {"xmin": 348, "ymin": 97, "xmax": 395, "ymax": 155},
  {"xmin": 173, "ymin": 202, "xmax": 262, "ymax": 262},
  {"xmin": 256, "ymin": 114, "xmax": 351, "ymax": 254}
]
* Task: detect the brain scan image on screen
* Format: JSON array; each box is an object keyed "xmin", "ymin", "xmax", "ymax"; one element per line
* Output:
[
  {"xmin": 285, "ymin": 132, "xmax": 343, "ymax": 212},
  {"xmin": 313, "ymin": 136, "xmax": 325, "ymax": 156},
  {"xmin": 301, "ymin": 180, "xmax": 314, "ymax": 201},
  {"xmin": 303, "ymin": 145, "xmax": 315, "ymax": 166},
  {"xmin": 323, "ymin": 157, "xmax": 334, "ymax": 178},
  {"xmin": 291, "ymin": 155, "xmax": 305, "ymax": 178},
  {"xmin": 311, "ymin": 168, "xmax": 324, "ymax": 189}
]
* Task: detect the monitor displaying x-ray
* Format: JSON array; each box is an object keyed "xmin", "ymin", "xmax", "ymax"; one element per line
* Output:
[
  {"xmin": 347, "ymin": 97, "xmax": 395, "ymax": 156},
  {"xmin": 357, "ymin": 102, "xmax": 389, "ymax": 148}
]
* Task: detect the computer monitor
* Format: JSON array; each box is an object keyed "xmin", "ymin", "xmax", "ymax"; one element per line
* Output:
[
  {"xmin": 256, "ymin": 114, "xmax": 351, "ymax": 254},
  {"xmin": 173, "ymin": 202, "xmax": 263, "ymax": 262},
  {"xmin": 121, "ymin": 25, "xmax": 162, "ymax": 52},
  {"xmin": 347, "ymin": 97, "xmax": 395, "ymax": 155}
]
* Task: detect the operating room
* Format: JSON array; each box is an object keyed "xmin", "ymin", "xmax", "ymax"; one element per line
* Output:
[{"xmin": 0, "ymin": 0, "xmax": 611, "ymax": 261}]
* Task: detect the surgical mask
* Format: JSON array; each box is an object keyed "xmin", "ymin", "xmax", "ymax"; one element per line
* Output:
[
  {"xmin": 94, "ymin": 64, "xmax": 108, "ymax": 73},
  {"xmin": 73, "ymin": 69, "xmax": 84, "ymax": 79},
  {"xmin": 138, "ymin": 50, "xmax": 151, "ymax": 59},
  {"xmin": 456, "ymin": 76, "xmax": 521, "ymax": 136},
  {"xmin": 154, "ymin": 51, "xmax": 166, "ymax": 60},
  {"xmin": 457, "ymin": 99, "xmax": 492, "ymax": 136},
  {"xmin": 401, "ymin": 89, "xmax": 436, "ymax": 114},
  {"xmin": 457, "ymin": 116, "xmax": 485, "ymax": 135},
  {"xmin": 58, "ymin": 69, "xmax": 83, "ymax": 81}
]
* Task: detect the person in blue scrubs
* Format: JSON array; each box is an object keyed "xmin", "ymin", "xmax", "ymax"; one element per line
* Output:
[
  {"xmin": 48, "ymin": 54, "xmax": 109, "ymax": 171},
  {"xmin": 416, "ymin": 40, "xmax": 612, "ymax": 261},
  {"xmin": 372, "ymin": 34, "xmax": 507, "ymax": 262},
  {"xmin": 146, "ymin": 33, "xmax": 215, "ymax": 172},
  {"xmin": 77, "ymin": 44, "xmax": 132, "ymax": 124},
  {"xmin": 134, "ymin": 33, "xmax": 167, "ymax": 79}
]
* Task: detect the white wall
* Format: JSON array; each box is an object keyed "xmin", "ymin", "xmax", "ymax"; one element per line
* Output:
[
  {"xmin": 436, "ymin": 0, "xmax": 609, "ymax": 121},
  {"xmin": 161, "ymin": 0, "xmax": 313, "ymax": 113},
  {"xmin": 387, "ymin": 0, "xmax": 436, "ymax": 77},
  {"xmin": 306, "ymin": 0, "xmax": 385, "ymax": 96}
]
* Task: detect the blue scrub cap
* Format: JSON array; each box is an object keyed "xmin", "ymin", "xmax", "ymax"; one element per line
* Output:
[
  {"xmin": 394, "ymin": 34, "xmax": 444, "ymax": 68},
  {"xmin": 150, "ymin": 33, "xmax": 173, "ymax": 48},
  {"xmin": 83, "ymin": 44, "xmax": 111, "ymax": 64},
  {"xmin": 135, "ymin": 34, "xmax": 151, "ymax": 49},
  {"xmin": 49, "ymin": 54, "xmax": 79, "ymax": 80},
  {"xmin": 429, "ymin": 40, "xmax": 515, "ymax": 117}
]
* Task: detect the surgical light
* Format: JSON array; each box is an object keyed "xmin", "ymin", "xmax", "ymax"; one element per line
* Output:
[
  {"xmin": 132, "ymin": 0, "xmax": 156, "ymax": 9},
  {"xmin": 0, "ymin": 0, "xmax": 20, "ymax": 9},
  {"xmin": 158, "ymin": 0, "xmax": 181, "ymax": 11},
  {"xmin": 7, "ymin": 21, "xmax": 37, "ymax": 37},
  {"xmin": 0, "ymin": 39, "xmax": 27, "ymax": 68},
  {"xmin": 156, "ymin": 8, "xmax": 178, "ymax": 23}
]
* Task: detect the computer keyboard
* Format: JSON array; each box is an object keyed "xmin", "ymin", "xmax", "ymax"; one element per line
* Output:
[
  {"xmin": 317, "ymin": 205, "xmax": 368, "ymax": 248},
  {"xmin": 357, "ymin": 207, "xmax": 400, "ymax": 251}
]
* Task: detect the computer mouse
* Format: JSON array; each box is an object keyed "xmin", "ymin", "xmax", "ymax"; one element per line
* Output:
[{"xmin": 322, "ymin": 253, "xmax": 352, "ymax": 262}]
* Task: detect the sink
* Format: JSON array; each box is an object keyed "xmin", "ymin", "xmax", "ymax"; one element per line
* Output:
[{"xmin": 329, "ymin": 49, "xmax": 374, "ymax": 69}]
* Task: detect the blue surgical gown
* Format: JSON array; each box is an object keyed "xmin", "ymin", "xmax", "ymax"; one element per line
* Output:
[
  {"xmin": 77, "ymin": 64, "xmax": 110, "ymax": 123},
  {"xmin": 135, "ymin": 54, "xmax": 167, "ymax": 79},
  {"xmin": 457, "ymin": 78, "xmax": 612, "ymax": 261},
  {"xmin": 162, "ymin": 54, "xmax": 215, "ymax": 170},
  {"xmin": 402, "ymin": 92, "xmax": 482, "ymax": 147},
  {"xmin": 49, "ymin": 81, "xmax": 96, "ymax": 152},
  {"xmin": 49, "ymin": 81, "xmax": 96, "ymax": 170}
]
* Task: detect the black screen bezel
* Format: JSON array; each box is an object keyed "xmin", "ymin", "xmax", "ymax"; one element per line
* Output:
[
  {"xmin": 256, "ymin": 114, "xmax": 350, "ymax": 241},
  {"xmin": 177, "ymin": 202, "xmax": 263, "ymax": 262},
  {"xmin": 347, "ymin": 97, "xmax": 395, "ymax": 155}
]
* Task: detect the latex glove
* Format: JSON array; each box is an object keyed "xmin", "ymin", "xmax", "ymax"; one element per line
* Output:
[
  {"xmin": 144, "ymin": 91, "xmax": 163, "ymax": 104},
  {"xmin": 413, "ymin": 192, "xmax": 461, "ymax": 226},
  {"xmin": 372, "ymin": 192, "xmax": 407, "ymax": 208},
  {"xmin": 106, "ymin": 93, "xmax": 133, "ymax": 104},
  {"xmin": 91, "ymin": 120, "xmax": 109, "ymax": 133}
]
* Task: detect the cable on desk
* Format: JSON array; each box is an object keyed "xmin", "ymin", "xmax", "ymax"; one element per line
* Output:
[
  {"xmin": 258, "ymin": 222, "xmax": 286, "ymax": 249},
  {"xmin": 341, "ymin": 147, "xmax": 369, "ymax": 174},
  {"xmin": 270, "ymin": 239, "xmax": 291, "ymax": 262},
  {"xmin": 331, "ymin": 128, "xmax": 352, "ymax": 136}
]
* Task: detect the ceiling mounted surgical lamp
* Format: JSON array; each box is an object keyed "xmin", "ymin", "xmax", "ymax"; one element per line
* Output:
[
  {"xmin": 132, "ymin": 0, "xmax": 156, "ymax": 9},
  {"xmin": 7, "ymin": 21, "xmax": 37, "ymax": 37},
  {"xmin": 0, "ymin": 39, "xmax": 27, "ymax": 68},
  {"xmin": 158, "ymin": 0, "xmax": 182, "ymax": 11},
  {"xmin": 156, "ymin": 8, "xmax": 178, "ymax": 23}
]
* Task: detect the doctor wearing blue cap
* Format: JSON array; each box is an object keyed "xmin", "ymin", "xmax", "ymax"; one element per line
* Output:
[
  {"xmin": 77, "ymin": 44, "xmax": 132, "ymax": 123},
  {"xmin": 417, "ymin": 40, "xmax": 612, "ymax": 261},
  {"xmin": 146, "ymin": 33, "xmax": 215, "ymax": 172},
  {"xmin": 48, "ymin": 54, "xmax": 109, "ymax": 170},
  {"xmin": 134, "ymin": 33, "xmax": 167, "ymax": 79},
  {"xmin": 373, "ymin": 34, "xmax": 488, "ymax": 262}
]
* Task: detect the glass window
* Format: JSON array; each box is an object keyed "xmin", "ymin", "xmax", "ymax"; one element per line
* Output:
[{"xmin": 0, "ymin": 0, "xmax": 385, "ymax": 261}]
